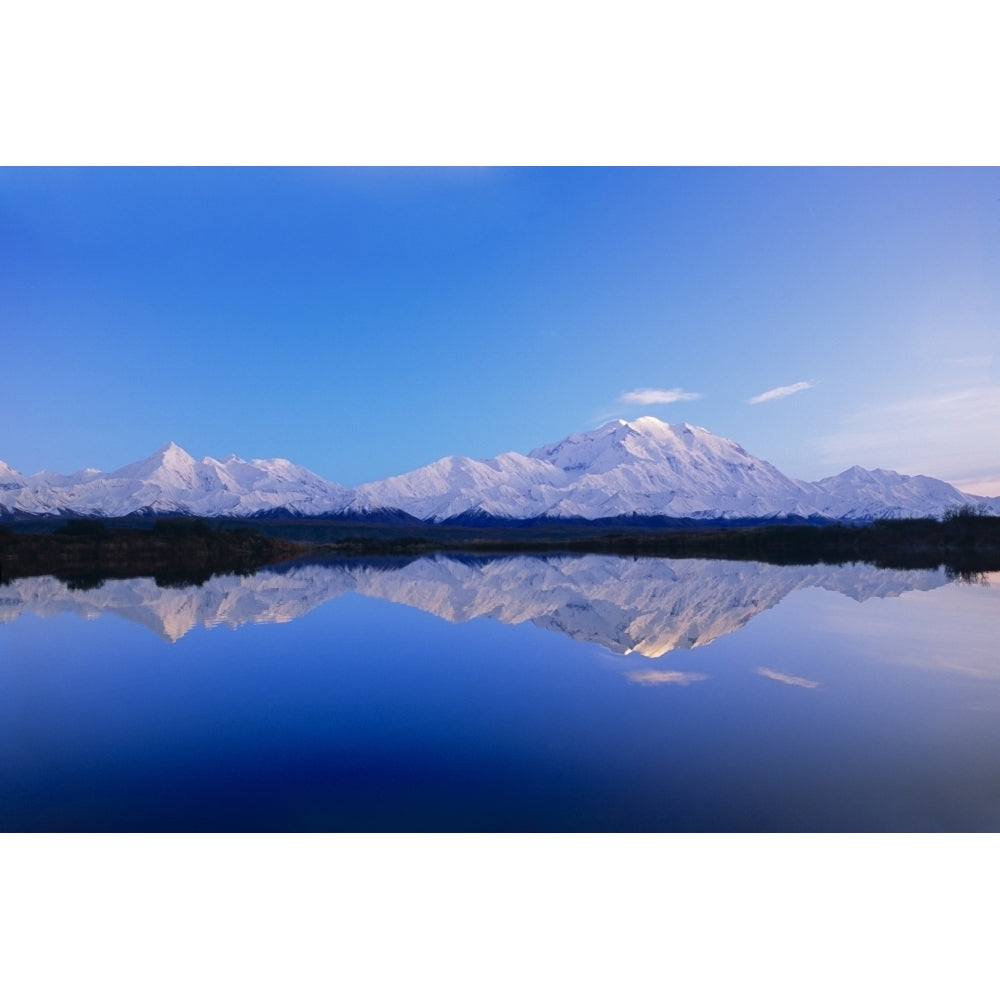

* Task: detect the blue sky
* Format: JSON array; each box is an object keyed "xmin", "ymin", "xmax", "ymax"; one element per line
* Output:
[{"xmin": 2, "ymin": 167, "xmax": 998, "ymax": 493}]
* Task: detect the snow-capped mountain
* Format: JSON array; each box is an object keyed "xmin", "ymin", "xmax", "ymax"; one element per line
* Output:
[
  {"xmin": 350, "ymin": 417, "xmax": 820, "ymax": 521},
  {"xmin": 0, "ymin": 417, "xmax": 995, "ymax": 522},
  {"xmin": 0, "ymin": 442, "xmax": 352, "ymax": 518},
  {"xmin": 527, "ymin": 417, "xmax": 819, "ymax": 519},
  {"xmin": 808, "ymin": 466, "xmax": 979, "ymax": 521},
  {"xmin": 350, "ymin": 450, "xmax": 567, "ymax": 521},
  {"xmin": 353, "ymin": 417, "xmax": 993, "ymax": 522}
]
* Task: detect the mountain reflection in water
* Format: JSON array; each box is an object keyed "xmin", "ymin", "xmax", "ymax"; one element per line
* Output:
[
  {"xmin": 4, "ymin": 553, "xmax": 1000, "ymax": 832},
  {"xmin": 0, "ymin": 554, "xmax": 950, "ymax": 656}
]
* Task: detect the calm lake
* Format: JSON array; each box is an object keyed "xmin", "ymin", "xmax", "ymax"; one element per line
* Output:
[{"xmin": 2, "ymin": 554, "xmax": 998, "ymax": 831}]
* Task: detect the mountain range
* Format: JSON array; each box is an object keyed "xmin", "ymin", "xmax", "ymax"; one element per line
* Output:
[{"xmin": 1, "ymin": 417, "xmax": 995, "ymax": 522}]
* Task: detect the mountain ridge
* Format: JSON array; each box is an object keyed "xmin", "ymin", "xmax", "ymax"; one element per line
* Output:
[{"xmin": 1, "ymin": 418, "xmax": 996, "ymax": 522}]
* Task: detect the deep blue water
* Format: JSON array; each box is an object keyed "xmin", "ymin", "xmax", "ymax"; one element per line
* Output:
[{"xmin": 1, "ymin": 555, "xmax": 998, "ymax": 831}]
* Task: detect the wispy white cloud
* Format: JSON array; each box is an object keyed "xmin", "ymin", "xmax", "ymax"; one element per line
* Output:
[
  {"xmin": 755, "ymin": 667, "xmax": 820, "ymax": 689},
  {"xmin": 747, "ymin": 381, "xmax": 814, "ymax": 405},
  {"xmin": 627, "ymin": 669, "xmax": 709, "ymax": 686},
  {"xmin": 620, "ymin": 387, "xmax": 702, "ymax": 405},
  {"xmin": 817, "ymin": 385, "xmax": 1000, "ymax": 489}
]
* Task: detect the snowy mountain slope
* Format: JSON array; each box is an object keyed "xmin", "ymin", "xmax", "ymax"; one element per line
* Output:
[
  {"xmin": 349, "ymin": 418, "xmax": 818, "ymax": 522},
  {"xmin": 0, "ymin": 443, "xmax": 353, "ymax": 518},
  {"xmin": 350, "ymin": 450, "xmax": 569, "ymax": 521},
  {"xmin": 810, "ymin": 466, "xmax": 989, "ymax": 520},
  {"xmin": 353, "ymin": 417, "xmax": 989, "ymax": 522},
  {"xmin": 526, "ymin": 417, "xmax": 819, "ymax": 519},
  {"xmin": 0, "ymin": 417, "xmax": 994, "ymax": 521}
]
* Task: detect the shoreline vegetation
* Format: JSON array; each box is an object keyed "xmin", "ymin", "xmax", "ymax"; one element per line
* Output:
[
  {"xmin": 0, "ymin": 518, "xmax": 306, "ymax": 588},
  {"xmin": 2, "ymin": 509, "xmax": 999, "ymax": 588}
]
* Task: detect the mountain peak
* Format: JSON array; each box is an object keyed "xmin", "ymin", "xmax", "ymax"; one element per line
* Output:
[
  {"xmin": 152, "ymin": 441, "xmax": 194, "ymax": 460},
  {"xmin": 630, "ymin": 417, "xmax": 719, "ymax": 435},
  {"xmin": 1, "ymin": 421, "xmax": 993, "ymax": 523},
  {"xmin": 625, "ymin": 415, "xmax": 672, "ymax": 431},
  {"xmin": 149, "ymin": 442, "xmax": 197, "ymax": 475},
  {"xmin": 624, "ymin": 416, "xmax": 697, "ymax": 437}
]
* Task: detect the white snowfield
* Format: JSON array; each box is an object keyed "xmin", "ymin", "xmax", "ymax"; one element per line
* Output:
[
  {"xmin": 0, "ymin": 442, "xmax": 353, "ymax": 518},
  {"xmin": 1, "ymin": 417, "xmax": 995, "ymax": 522}
]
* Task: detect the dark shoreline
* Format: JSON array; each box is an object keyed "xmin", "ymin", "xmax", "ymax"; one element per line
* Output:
[
  {"xmin": 0, "ymin": 518, "xmax": 307, "ymax": 588},
  {"xmin": 3, "ymin": 512, "xmax": 1000, "ymax": 587}
]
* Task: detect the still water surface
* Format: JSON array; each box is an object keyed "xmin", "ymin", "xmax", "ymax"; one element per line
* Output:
[{"xmin": 1, "ymin": 555, "xmax": 998, "ymax": 831}]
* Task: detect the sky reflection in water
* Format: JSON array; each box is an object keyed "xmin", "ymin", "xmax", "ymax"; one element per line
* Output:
[{"xmin": 1, "ymin": 556, "xmax": 998, "ymax": 831}]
